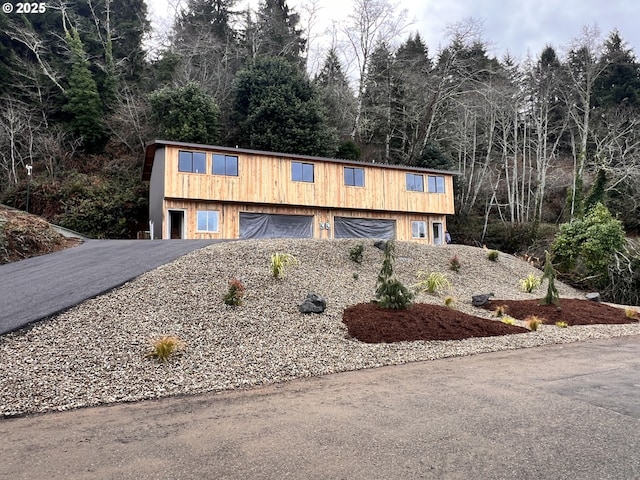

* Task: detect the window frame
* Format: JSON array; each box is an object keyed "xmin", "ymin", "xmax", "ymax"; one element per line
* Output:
[
  {"xmin": 406, "ymin": 173, "xmax": 424, "ymax": 192},
  {"xmin": 212, "ymin": 154, "xmax": 239, "ymax": 176},
  {"xmin": 291, "ymin": 161, "xmax": 315, "ymax": 183},
  {"xmin": 411, "ymin": 221, "xmax": 427, "ymax": 239},
  {"xmin": 344, "ymin": 167, "xmax": 365, "ymax": 187},
  {"xmin": 178, "ymin": 150, "xmax": 207, "ymax": 174},
  {"xmin": 196, "ymin": 210, "xmax": 219, "ymax": 233},
  {"xmin": 428, "ymin": 175, "xmax": 446, "ymax": 193}
]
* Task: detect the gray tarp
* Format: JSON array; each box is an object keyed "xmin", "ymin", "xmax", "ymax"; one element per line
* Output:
[
  {"xmin": 334, "ymin": 216, "xmax": 396, "ymax": 239},
  {"xmin": 239, "ymin": 212, "xmax": 313, "ymax": 239}
]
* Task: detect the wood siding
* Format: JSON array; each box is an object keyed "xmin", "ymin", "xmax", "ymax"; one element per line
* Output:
[
  {"xmin": 162, "ymin": 147, "xmax": 455, "ymax": 215},
  {"xmin": 163, "ymin": 199, "xmax": 447, "ymax": 242}
]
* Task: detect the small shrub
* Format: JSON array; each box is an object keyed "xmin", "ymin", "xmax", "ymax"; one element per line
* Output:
[
  {"xmin": 147, "ymin": 335, "xmax": 185, "ymax": 362},
  {"xmin": 444, "ymin": 296, "xmax": 455, "ymax": 307},
  {"xmin": 555, "ymin": 321, "xmax": 568, "ymax": 328},
  {"xmin": 540, "ymin": 250, "xmax": 560, "ymax": 306},
  {"xmin": 353, "ymin": 272, "xmax": 359, "ymax": 281},
  {"xmin": 376, "ymin": 240, "xmax": 413, "ymax": 309},
  {"xmin": 501, "ymin": 316, "xmax": 516, "ymax": 325},
  {"xmin": 525, "ymin": 315, "xmax": 543, "ymax": 331},
  {"xmin": 223, "ymin": 278, "xmax": 245, "ymax": 306},
  {"xmin": 493, "ymin": 305, "xmax": 508, "ymax": 317},
  {"xmin": 415, "ymin": 271, "xmax": 451, "ymax": 294},
  {"xmin": 271, "ymin": 252, "xmax": 298, "ymax": 279},
  {"xmin": 449, "ymin": 254, "xmax": 461, "ymax": 272},
  {"xmin": 519, "ymin": 273, "xmax": 541, "ymax": 293},
  {"xmin": 349, "ymin": 242, "xmax": 365, "ymax": 264},
  {"xmin": 624, "ymin": 308, "xmax": 638, "ymax": 319},
  {"xmin": 486, "ymin": 249, "xmax": 499, "ymax": 262}
]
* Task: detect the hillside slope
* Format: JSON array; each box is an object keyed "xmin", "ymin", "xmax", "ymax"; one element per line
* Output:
[
  {"xmin": 0, "ymin": 205, "xmax": 80, "ymax": 264},
  {"xmin": 1, "ymin": 239, "xmax": 638, "ymax": 416}
]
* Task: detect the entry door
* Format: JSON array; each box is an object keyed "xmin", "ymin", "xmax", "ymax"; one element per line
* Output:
[
  {"xmin": 432, "ymin": 222, "xmax": 443, "ymax": 245},
  {"xmin": 168, "ymin": 210, "xmax": 185, "ymax": 239}
]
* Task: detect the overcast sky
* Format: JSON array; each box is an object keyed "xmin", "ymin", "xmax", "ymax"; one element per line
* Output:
[{"xmin": 149, "ymin": 0, "xmax": 640, "ymax": 64}]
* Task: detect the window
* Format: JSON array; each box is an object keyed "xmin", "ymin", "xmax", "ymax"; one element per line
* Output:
[
  {"xmin": 178, "ymin": 151, "xmax": 206, "ymax": 173},
  {"xmin": 406, "ymin": 173, "xmax": 424, "ymax": 192},
  {"xmin": 213, "ymin": 154, "xmax": 239, "ymax": 176},
  {"xmin": 428, "ymin": 175, "xmax": 446, "ymax": 193},
  {"xmin": 344, "ymin": 167, "xmax": 365, "ymax": 187},
  {"xmin": 411, "ymin": 221, "xmax": 427, "ymax": 239},
  {"xmin": 292, "ymin": 162, "xmax": 314, "ymax": 182},
  {"xmin": 196, "ymin": 211, "xmax": 219, "ymax": 232}
]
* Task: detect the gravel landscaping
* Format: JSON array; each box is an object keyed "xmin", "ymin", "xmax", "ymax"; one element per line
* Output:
[{"xmin": 1, "ymin": 238, "xmax": 638, "ymax": 417}]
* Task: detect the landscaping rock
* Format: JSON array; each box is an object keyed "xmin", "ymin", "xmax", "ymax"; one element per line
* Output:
[
  {"xmin": 298, "ymin": 292, "xmax": 327, "ymax": 314},
  {"xmin": 373, "ymin": 240, "xmax": 387, "ymax": 251},
  {"xmin": 472, "ymin": 293, "xmax": 495, "ymax": 307},
  {"xmin": 586, "ymin": 292, "xmax": 601, "ymax": 302}
]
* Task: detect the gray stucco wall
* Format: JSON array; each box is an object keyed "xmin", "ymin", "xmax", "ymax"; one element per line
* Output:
[{"xmin": 148, "ymin": 147, "xmax": 166, "ymax": 239}]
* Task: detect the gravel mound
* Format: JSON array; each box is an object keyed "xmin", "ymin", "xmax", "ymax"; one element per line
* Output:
[{"xmin": 1, "ymin": 239, "xmax": 638, "ymax": 417}]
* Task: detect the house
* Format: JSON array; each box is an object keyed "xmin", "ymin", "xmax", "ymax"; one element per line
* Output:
[{"xmin": 142, "ymin": 140, "xmax": 455, "ymax": 243}]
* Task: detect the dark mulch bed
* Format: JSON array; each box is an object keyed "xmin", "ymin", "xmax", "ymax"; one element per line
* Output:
[
  {"xmin": 342, "ymin": 299, "xmax": 639, "ymax": 344},
  {"xmin": 482, "ymin": 298, "xmax": 639, "ymax": 326},
  {"xmin": 342, "ymin": 302, "xmax": 529, "ymax": 343}
]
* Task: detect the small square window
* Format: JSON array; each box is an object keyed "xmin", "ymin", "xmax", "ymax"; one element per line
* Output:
[
  {"xmin": 344, "ymin": 167, "xmax": 365, "ymax": 187},
  {"xmin": 178, "ymin": 151, "xmax": 206, "ymax": 173},
  {"xmin": 428, "ymin": 175, "xmax": 445, "ymax": 193},
  {"xmin": 292, "ymin": 162, "xmax": 314, "ymax": 182},
  {"xmin": 406, "ymin": 173, "xmax": 424, "ymax": 192},
  {"xmin": 412, "ymin": 221, "xmax": 427, "ymax": 238},
  {"xmin": 196, "ymin": 211, "xmax": 219, "ymax": 232},
  {"xmin": 213, "ymin": 154, "xmax": 238, "ymax": 176}
]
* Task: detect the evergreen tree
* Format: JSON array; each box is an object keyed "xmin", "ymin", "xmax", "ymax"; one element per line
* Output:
[
  {"xmin": 314, "ymin": 48, "xmax": 357, "ymax": 141},
  {"xmin": 231, "ymin": 56, "xmax": 336, "ymax": 155},
  {"xmin": 251, "ymin": 0, "xmax": 306, "ymax": 66},
  {"xmin": 149, "ymin": 83, "xmax": 220, "ymax": 144},
  {"xmin": 593, "ymin": 30, "xmax": 640, "ymax": 110},
  {"xmin": 62, "ymin": 29, "xmax": 107, "ymax": 153},
  {"xmin": 360, "ymin": 43, "xmax": 394, "ymax": 162}
]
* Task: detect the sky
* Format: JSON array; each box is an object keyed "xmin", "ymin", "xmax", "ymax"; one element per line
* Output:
[{"xmin": 148, "ymin": 0, "xmax": 640, "ymax": 66}]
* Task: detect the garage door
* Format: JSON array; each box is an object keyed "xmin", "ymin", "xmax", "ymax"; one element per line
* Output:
[
  {"xmin": 334, "ymin": 217, "xmax": 396, "ymax": 239},
  {"xmin": 239, "ymin": 212, "xmax": 313, "ymax": 239}
]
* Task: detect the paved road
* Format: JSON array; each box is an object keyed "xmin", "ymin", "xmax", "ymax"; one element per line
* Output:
[
  {"xmin": 0, "ymin": 240, "xmax": 217, "ymax": 335},
  {"xmin": 1, "ymin": 336, "xmax": 638, "ymax": 479}
]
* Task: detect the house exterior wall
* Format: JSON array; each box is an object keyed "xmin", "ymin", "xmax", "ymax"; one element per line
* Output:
[
  {"xmin": 161, "ymin": 199, "xmax": 448, "ymax": 242},
  {"xmin": 148, "ymin": 147, "xmax": 166, "ymax": 239},
  {"xmin": 145, "ymin": 141, "xmax": 455, "ymax": 242}
]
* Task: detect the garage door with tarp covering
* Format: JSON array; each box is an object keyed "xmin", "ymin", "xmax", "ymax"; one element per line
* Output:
[
  {"xmin": 239, "ymin": 212, "xmax": 313, "ymax": 239},
  {"xmin": 334, "ymin": 216, "xmax": 396, "ymax": 239}
]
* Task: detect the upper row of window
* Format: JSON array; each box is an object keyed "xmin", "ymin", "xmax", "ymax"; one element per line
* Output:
[{"xmin": 177, "ymin": 150, "xmax": 445, "ymax": 193}]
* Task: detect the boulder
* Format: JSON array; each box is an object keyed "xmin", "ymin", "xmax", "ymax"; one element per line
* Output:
[
  {"xmin": 298, "ymin": 292, "xmax": 327, "ymax": 314},
  {"xmin": 472, "ymin": 293, "xmax": 495, "ymax": 307},
  {"xmin": 373, "ymin": 240, "xmax": 387, "ymax": 251},
  {"xmin": 585, "ymin": 292, "xmax": 601, "ymax": 303}
]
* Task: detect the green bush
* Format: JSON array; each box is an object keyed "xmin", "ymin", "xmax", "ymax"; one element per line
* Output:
[
  {"xmin": 519, "ymin": 273, "xmax": 541, "ymax": 293},
  {"xmin": 375, "ymin": 241, "xmax": 413, "ymax": 309},
  {"xmin": 552, "ymin": 203, "xmax": 625, "ymax": 288},
  {"xmin": 349, "ymin": 242, "xmax": 365, "ymax": 264},
  {"xmin": 223, "ymin": 278, "xmax": 245, "ymax": 306},
  {"xmin": 414, "ymin": 271, "xmax": 451, "ymax": 294},
  {"xmin": 271, "ymin": 252, "xmax": 298, "ymax": 279},
  {"xmin": 486, "ymin": 249, "xmax": 499, "ymax": 262}
]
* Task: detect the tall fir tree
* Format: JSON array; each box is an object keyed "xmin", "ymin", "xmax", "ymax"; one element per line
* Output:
[
  {"xmin": 62, "ymin": 29, "xmax": 107, "ymax": 153},
  {"xmin": 251, "ymin": 0, "xmax": 306, "ymax": 66}
]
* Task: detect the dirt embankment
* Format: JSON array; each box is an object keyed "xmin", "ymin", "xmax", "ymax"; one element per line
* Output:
[{"xmin": 0, "ymin": 205, "xmax": 80, "ymax": 264}]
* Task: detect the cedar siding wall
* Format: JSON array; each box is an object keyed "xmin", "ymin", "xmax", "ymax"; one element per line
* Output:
[
  {"xmin": 162, "ymin": 147, "xmax": 455, "ymax": 214},
  {"xmin": 148, "ymin": 143, "xmax": 455, "ymax": 241},
  {"xmin": 163, "ymin": 199, "xmax": 447, "ymax": 242}
]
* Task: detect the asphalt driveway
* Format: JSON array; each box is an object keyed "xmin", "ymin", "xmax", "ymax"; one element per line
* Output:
[
  {"xmin": 0, "ymin": 335, "xmax": 638, "ymax": 479},
  {"xmin": 0, "ymin": 239, "xmax": 218, "ymax": 335}
]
